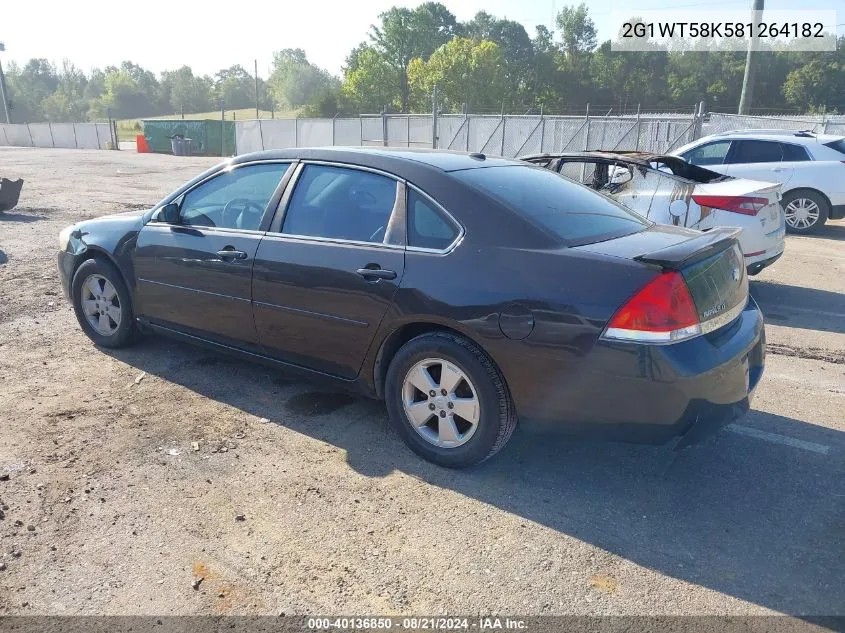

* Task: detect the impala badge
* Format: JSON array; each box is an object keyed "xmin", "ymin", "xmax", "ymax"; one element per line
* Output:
[
  {"xmin": 731, "ymin": 267, "xmax": 741, "ymax": 282},
  {"xmin": 703, "ymin": 303, "xmax": 727, "ymax": 319}
]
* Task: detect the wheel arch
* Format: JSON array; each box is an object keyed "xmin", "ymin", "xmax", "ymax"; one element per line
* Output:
[
  {"xmin": 71, "ymin": 247, "xmax": 135, "ymax": 310},
  {"xmin": 782, "ymin": 186, "xmax": 833, "ymax": 211},
  {"xmin": 372, "ymin": 320, "xmax": 502, "ymax": 401}
]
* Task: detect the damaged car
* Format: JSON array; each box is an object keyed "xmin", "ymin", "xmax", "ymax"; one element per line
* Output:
[{"xmin": 521, "ymin": 152, "xmax": 785, "ymax": 275}]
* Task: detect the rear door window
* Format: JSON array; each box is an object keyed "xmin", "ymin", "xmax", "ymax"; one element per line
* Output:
[
  {"xmin": 407, "ymin": 190, "xmax": 460, "ymax": 251},
  {"xmin": 780, "ymin": 143, "xmax": 811, "ymax": 162},
  {"xmin": 280, "ymin": 164, "xmax": 398, "ymax": 244},
  {"xmin": 454, "ymin": 165, "xmax": 649, "ymax": 246},
  {"xmin": 730, "ymin": 140, "xmax": 782, "ymax": 163}
]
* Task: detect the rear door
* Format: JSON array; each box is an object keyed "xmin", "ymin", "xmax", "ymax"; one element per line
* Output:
[
  {"xmin": 252, "ymin": 163, "xmax": 406, "ymax": 379},
  {"xmin": 724, "ymin": 139, "xmax": 795, "ymax": 185},
  {"xmin": 134, "ymin": 161, "xmax": 291, "ymax": 349}
]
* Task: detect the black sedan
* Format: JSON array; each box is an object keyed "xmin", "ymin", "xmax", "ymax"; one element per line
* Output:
[{"xmin": 58, "ymin": 148, "xmax": 765, "ymax": 468}]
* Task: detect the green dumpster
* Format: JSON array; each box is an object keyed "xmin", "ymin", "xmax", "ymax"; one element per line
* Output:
[{"xmin": 142, "ymin": 119, "xmax": 235, "ymax": 156}]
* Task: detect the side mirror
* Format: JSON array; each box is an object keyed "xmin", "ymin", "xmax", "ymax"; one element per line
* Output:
[
  {"xmin": 669, "ymin": 199, "xmax": 687, "ymax": 220},
  {"xmin": 158, "ymin": 202, "xmax": 180, "ymax": 224}
]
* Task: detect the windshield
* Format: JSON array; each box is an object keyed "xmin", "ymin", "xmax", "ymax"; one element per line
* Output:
[{"xmin": 454, "ymin": 165, "xmax": 650, "ymax": 246}]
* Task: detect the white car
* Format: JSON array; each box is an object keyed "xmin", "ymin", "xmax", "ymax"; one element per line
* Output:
[
  {"xmin": 521, "ymin": 152, "xmax": 785, "ymax": 275},
  {"xmin": 671, "ymin": 130, "xmax": 845, "ymax": 234}
]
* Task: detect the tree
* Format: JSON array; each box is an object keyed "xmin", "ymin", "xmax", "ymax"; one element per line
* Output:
[
  {"xmin": 557, "ymin": 3, "xmax": 597, "ymax": 60},
  {"xmin": 41, "ymin": 61, "xmax": 89, "ymax": 121},
  {"xmin": 783, "ymin": 40, "xmax": 845, "ymax": 112},
  {"xmin": 89, "ymin": 63, "xmax": 161, "ymax": 119},
  {"xmin": 408, "ymin": 37, "xmax": 506, "ymax": 112},
  {"xmin": 269, "ymin": 48, "xmax": 338, "ymax": 110},
  {"xmin": 666, "ymin": 49, "xmax": 745, "ymax": 111},
  {"xmin": 463, "ymin": 12, "xmax": 535, "ymax": 106},
  {"xmin": 529, "ymin": 26, "xmax": 566, "ymax": 111},
  {"xmin": 160, "ymin": 66, "xmax": 213, "ymax": 114},
  {"xmin": 341, "ymin": 44, "xmax": 401, "ymax": 112},
  {"xmin": 554, "ymin": 4, "xmax": 598, "ymax": 107},
  {"xmin": 591, "ymin": 25, "xmax": 669, "ymax": 111},
  {"xmin": 4, "ymin": 59, "xmax": 59, "ymax": 121},
  {"xmin": 214, "ymin": 65, "xmax": 255, "ymax": 109},
  {"xmin": 369, "ymin": 2, "xmax": 459, "ymax": 111}
]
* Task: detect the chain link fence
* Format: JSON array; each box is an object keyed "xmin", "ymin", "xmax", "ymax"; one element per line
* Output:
[
  {"xmin": 3, "ymin": 110, "xmax": 844, "ymax": 156},
  {"xmin": 230, "ymin": 110, "xmax": 702, "ymax": 157}
]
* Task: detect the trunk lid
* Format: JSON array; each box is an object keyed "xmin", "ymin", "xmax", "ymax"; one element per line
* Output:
[{"xmin": 578, "ymin": 225, "xmax": 749, "ymax": 332}]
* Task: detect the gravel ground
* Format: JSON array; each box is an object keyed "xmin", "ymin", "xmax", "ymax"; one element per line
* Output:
[{"xmin": 0, "ymin": 147, "xmax": 843, "ymax": 617}]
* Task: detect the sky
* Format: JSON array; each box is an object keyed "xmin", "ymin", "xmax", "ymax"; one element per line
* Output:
[{"xmin": 2, "ymin": 0, "xmax": 842, "ymax": 78}]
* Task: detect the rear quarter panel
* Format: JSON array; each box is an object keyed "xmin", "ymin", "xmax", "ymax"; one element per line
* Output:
[
  {"xmin": 371, "ymin": 240, "xmax": 659, "ymax": 421},
  {"xmin": 788, "ymin": 161, "xmax": 845, "ymax": 206}
]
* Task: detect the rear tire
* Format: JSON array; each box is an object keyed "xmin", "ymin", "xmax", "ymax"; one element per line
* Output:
[
  {"xmin": 71, "ymin": 258, "xmax": 139, "ymax": 348},
  {"xmin": 783, "ymin": 190, "xmax": 828, "ymax": 235},
  {"xmin": 384, "ymin": 331, "xmax": 517, "ymax": 468}
]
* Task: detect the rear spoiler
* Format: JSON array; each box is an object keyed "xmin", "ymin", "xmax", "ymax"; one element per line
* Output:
[{"xmin": 634, "ymin": 227, "xmax": 742, "ymax": 269}]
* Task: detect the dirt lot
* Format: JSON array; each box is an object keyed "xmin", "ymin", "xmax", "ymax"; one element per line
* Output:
[{"xmin": 0, "ymin": 147, "xmax": 843, "ymax": 617}]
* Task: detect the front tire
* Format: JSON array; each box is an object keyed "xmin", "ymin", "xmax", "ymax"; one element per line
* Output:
[
  {"xmin": 71, "ymin": 258, "xmax": 139, "ymax": 348},
  {"xmin": 384, "ymin": 332, "xmax": 517, "ymax": 468},
  {"xmin": 783, "ymin": 190, "xmax": 829, "ymax": 234}
]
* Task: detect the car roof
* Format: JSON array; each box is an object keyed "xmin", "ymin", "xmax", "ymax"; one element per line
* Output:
[
  {"xmin": 231, "ymin": 147, "xmax": 524, "ymax": 173},
  {"xmin": 697, "ymin": 131, "xmax": 843, "ymax": 144}
]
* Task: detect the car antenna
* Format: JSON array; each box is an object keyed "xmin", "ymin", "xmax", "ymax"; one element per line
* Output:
[{"xmin": 469, "ymin": 152, "xmax": 486, "ymax": 160}]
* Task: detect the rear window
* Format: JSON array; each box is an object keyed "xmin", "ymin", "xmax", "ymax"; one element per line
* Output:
[
  {"xmin": 824, "ymin": 139, "xmax": 845, "ymax": 155},
  {"xmin": 454, "ymin": 165, "xmax": 649, "ymax": 245},
  {"xmin": 780, "ymin": 143, "xmax": 811, "ymax": 161}
]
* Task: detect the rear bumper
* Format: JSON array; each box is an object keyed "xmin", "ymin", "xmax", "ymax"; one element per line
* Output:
[
  {"xmin": 746, "ymin": 249, "xmax": 784, "ymax": 275},
  {"xmin": 517, "ymin": 298, "xmax": 765, "ymax": 448}
]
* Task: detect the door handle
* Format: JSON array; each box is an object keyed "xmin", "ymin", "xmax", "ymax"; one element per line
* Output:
[
  {"xmin": 356, "ymin": 267, "xmax": 397, "ymax": 281},
  {"xmin": 216, "ymin": 249, "xmax": 248, "ymax": 261},
  {"xmin": 771, "ymin": 167, "xmax": 785, "ymax": 172}
]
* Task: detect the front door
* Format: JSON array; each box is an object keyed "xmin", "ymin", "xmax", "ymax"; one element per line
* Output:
[
  {"xmin": 252, "ymin": 163, "xmax": 406, "ymax": 379},
  {"xmin": 134, "ymin": 161, "xmax": 291, "ymax": 349}
]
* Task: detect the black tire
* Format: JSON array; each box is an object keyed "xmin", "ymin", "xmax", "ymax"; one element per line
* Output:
[
  {"xmin": 71, "ymin": 257, "xmax": 139, "ymax": 348},
  {"xmin": 782, "ymin": 189, "xmax": 829, "ymax": 235},
  {"xmin": 384, "ymin": 331, "xmax": 517, "ymax": 468}
]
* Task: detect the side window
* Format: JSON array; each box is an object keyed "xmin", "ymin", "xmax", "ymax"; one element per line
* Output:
[
  {"xmin": 407, "ymin": 190, "xmax": 459, "ymax": 250},
  {"xmin": 780, "ymin": 143, "xmax": 811, "ymax": 162},
  {"xmin": 682, "ymin": 141, "xmax": 732, "ymax": 166},
  {"xmin": 179, "ymin": 163, "xmax": 290, "ymax": 230},
  {"xmin": 731, "ymin": 140, "xmax": 782, "ymax": 164},
  {"xmin": 281, "ymin": 165, "xmax": 398, "ymax": 244}
]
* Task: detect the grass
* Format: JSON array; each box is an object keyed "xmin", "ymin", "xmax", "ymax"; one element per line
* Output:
[{"xmin": 116, "ymin": 108, "xmax": 300, "ymax": 142}]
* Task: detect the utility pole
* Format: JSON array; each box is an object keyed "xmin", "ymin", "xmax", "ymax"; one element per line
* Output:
[
  {"xmin": 431, "ymin": 83, "xmax": 439, "ymax": 149},
  {"xmin": 254, "ymin": 59, "xmax": 260, "ymax": 119},
  {"xmin": 738, "ymin": 0, "xmax": 764, "ymax": 115},
  {"xmin": 0, "ymin": 43, "xmax": 11, "ymax": 124}
]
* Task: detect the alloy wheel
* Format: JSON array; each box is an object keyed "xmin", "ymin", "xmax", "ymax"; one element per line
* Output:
[
  {"xmin": 402, "ymin": 357, "xmax": 480, "ymax": 448},
  {"xmin": 80, "ymin": 274, "xmax": 121, "ymax": 336}
]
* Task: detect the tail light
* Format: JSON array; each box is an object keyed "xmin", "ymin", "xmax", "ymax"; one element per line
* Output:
[
  {"xmin": 602, "ymin": 271, "xmax": 701, "ymax": 344},
  {"xmin": 692, "ymin": 195, "xmax": 768, "ymax": 216}
]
